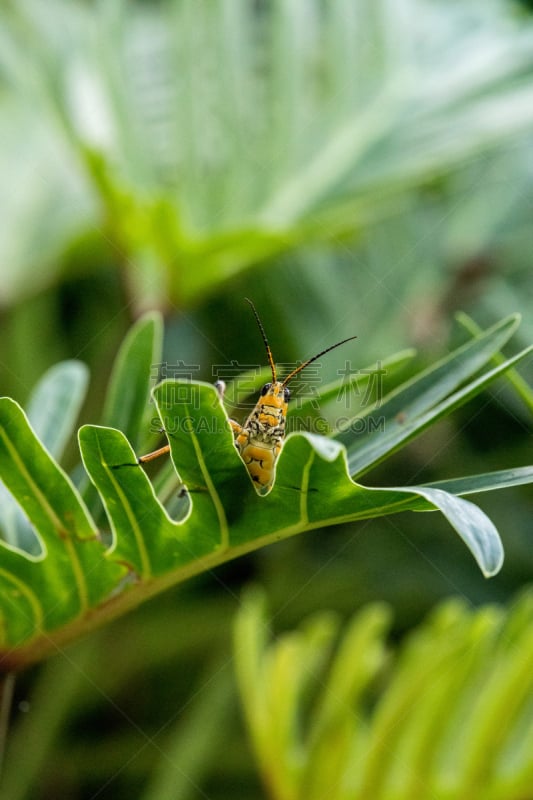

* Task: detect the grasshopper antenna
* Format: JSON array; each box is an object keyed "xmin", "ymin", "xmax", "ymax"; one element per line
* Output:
[
  {"xmin": 245, "ymin": 298, "xmax": 277, "ymax": 383},
  {"xmin": 281, "ymin": 335, "xmax": 357, "ymax": 386}
]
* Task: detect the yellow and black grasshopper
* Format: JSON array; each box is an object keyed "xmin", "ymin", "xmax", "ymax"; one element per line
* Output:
[{"xmin": 139, "ymin": 299, "xmax": 356, "ymax": 494}]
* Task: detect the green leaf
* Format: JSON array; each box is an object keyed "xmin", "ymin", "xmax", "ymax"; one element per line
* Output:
[
  {"xmin": 0, "ymin": 360, "xmax": 88, "ymax": 551},
  {"xmin": 234, "ymin": 589, "xmax": 533, "ymax": 800},
  {"xmin": 3, "ymin": 2, "xmax": 533, "ymax": 304},
  {"xmin": 392, "ymin": 486, "xmax": 504, "ymax": 577},
  {"xmin": 233, "ymin": 588, "xmax": 339, "ymax": 799},
  {"xmin": 0, "ymin": 398, "xmax": 123, "ymax": 654},
  {"xmin": 302, "ymin": 604, "xmax": 391, "ymax": 797},
  {"xmin": 339, "ymin": 314, "xmax": 529, "ymax": 476},
  {"xmin": 456, "ymin": 310, "xmax": 533, "ymax": 413},
  {"xmin": 351, "ymin": 343, "xmax": 532, "ymax": 480},
  {"xmin": 80, "ymin": 383, "xmax": 504, "ymax": 580},
  {"xmin": 424, "ymin": 465, "xmax": 533, "ymax": 496},
  {"xmin": 102, "ymin": 311, "xmax": 163, "ymax": 448},
  {"xmin": 78, "ymin": 311, "xmax": 163, "ymax": 519},
  {"xmin": 0, "ymin": 314, "xmax": 530, "ymax": 665},
  {"xmin": 26, "ymin": 360, "xmax": 89, "ymax": 458},
  {"xmin": 287, "ymin": 348, "xmax": 416, "ymax": 423}
]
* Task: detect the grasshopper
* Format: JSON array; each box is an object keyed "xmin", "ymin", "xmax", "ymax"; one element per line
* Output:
[{"xmin": 139, "ymin": 299, "xmax": 356, "ymax": 494}]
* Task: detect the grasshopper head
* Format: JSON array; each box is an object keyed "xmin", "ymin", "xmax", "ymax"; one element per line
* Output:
[
  {"xmin": 259, "ymin": 380, "xmax": 290, "ymax": 413},
  {"xmin": 245, "ymin": 296, "xmax": 356, "ymax": 410}
]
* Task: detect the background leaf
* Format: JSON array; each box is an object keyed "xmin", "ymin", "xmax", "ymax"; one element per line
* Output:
[
  {"xmin": 2, "ymin": 1, "xmax": 533, "ymax": 308},
  {"xmin": 234, "ymin": 588, "xmax": 533, "ymax": 800},
  {"xmin": 0, "ymin": 361, "xmax": 88, "ymax": 552},
  {"xmin": 101, "ymin": 312, "xmax": 163, "ymax": 449}
]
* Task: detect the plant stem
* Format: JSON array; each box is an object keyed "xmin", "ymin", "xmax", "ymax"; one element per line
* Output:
[{"xmin": 0, "ymin": 672, "xmax": 15, "ymax": 778}]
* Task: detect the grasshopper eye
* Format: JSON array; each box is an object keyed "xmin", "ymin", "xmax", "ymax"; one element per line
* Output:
[
  {"xmin": 284, "ymin": 387, "xmax": 291, "ymax": 402},
  {"xmin": 261, "ymin": 382, "xmax": 272, "ymax": 396}
]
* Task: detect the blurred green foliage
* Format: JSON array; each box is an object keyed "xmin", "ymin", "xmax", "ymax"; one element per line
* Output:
[
  {"xmin": 0, "ymin": 0, "xmax": 532, "ymax": 797},
  {"xmin": 3, "ymin": 314, "xmax": 527, "ymax": 666},
  {"xmin": 234, "ymin": 589, "xmax": 533, "ymax": 800}
]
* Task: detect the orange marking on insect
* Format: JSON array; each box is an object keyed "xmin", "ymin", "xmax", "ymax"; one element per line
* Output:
[
  {"xmin": 224, "ymin": 299, "xmax": 357, "ymax": 494},
  {"xmin": 137, "ymin": 299, "xmax": 356, "ymax": 495}
]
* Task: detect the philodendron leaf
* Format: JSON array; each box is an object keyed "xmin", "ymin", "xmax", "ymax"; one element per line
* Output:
[
  {"xmin": 77, "ymin": 311, "xmax": 163, "ymax": 521},
  {"xmin": 0, "ymin": 360, "xmax": 88, "ymax": 552},
  {"xmin": 0, "ymin": 398, "xmax": 124, "ymax": 656},
  {"xmin": 0, "ymin": 314, "xmax": 531, "ymax": 667},
  {"xmin": 26, "ymin": 360, "xmax": 89, "ymax": 458},
  {"xmin": 101, "ymin": 312, "xmax": 163, "ymax": 448},
  {"xmin": 82, "ymin": 381, "xmax": 506, "ymax": 580}
]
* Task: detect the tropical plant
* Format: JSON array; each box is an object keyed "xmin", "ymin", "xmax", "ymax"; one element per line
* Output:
[
  {"xmin": 2, "ymin": 0, "xmax": 533, "ymax": 309},
  {"xmin": 0, "ymin": 311, "xmax": 531, "ymax": 669},
  {"xmin": 234, "ymin": 586, "xmax": 533, "ymax": 800},
  {"xmin": 0, "ymin": 3, "xmax": 532, "ymax": 796}
]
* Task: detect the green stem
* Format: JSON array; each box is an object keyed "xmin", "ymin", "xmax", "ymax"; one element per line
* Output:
[{"xmin": 0, "ymin": 672, "xmax": 16, "ymax": 778}]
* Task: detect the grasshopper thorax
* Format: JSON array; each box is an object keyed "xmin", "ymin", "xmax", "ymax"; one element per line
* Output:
[{"xmin": 242, "ymin": 381, "xmax": 289, "ymax": 444}]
